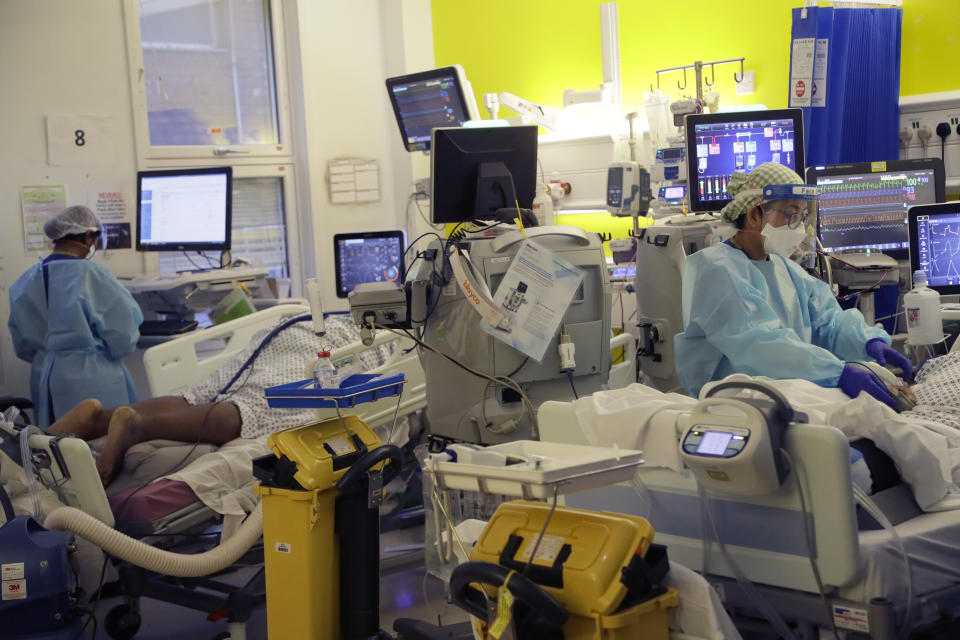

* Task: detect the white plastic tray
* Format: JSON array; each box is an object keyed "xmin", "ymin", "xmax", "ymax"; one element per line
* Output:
[{"xmin": 427, "ymin": 440, "xmax": 644, "ymax": 499}]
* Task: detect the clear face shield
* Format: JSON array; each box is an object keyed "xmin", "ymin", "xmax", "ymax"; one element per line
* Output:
[{"xmin": 760, "ymin": 184, "xmax": 819, "ymax": 264}]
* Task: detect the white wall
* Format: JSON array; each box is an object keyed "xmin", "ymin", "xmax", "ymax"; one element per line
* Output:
[
  {"xmin": 295, "ymin": 0, "xmax": 434, "ymax": 310},
  {"xmin": 0, "ymin": 0, "xmax": 438, "ymax": 398},
  {"xmin": 0, "ymin": 0, "xmax": 143, "ymax": 395}
]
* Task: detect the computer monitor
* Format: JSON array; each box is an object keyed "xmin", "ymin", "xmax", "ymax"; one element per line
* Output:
[
  {"xmin": 430, "ymin": 125, "xmax": 538, "ymax": 225},
  {"xmin": 909, "ymin": 203, "xmax": 960, "ymax": 294},
  {"xmin": 333, "ymin": 230, "xmax": 406, "ymax": 298},
  {"xmin": 685, "ymin": 109, "xmax": 805, "ymax": 212},
  {"xmin": 809, "ymin": 159, "xmax": 944, "ymax": 260},
  {"xmin": 386, "ymin": 65, "xmax": 481, "ymax": 152},
  {"xmin": 136, "ymin": 167, "xmax": 232, "ymax": 252}
]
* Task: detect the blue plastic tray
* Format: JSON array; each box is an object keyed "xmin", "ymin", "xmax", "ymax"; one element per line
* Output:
[{"xmin": 264, "ymin": 372, "xmax": 405, "ymax": 409}]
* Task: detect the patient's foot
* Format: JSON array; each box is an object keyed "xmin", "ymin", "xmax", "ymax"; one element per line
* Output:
[
  {"xmin": 48, "ymin": 399, "xmax": 104, "ymax": 438},
  {"xmin": 97, "ymin": 407, "xmax": 145, "ymax": 487}
]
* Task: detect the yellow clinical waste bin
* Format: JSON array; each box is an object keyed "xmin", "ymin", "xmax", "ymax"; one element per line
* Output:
[{"xmin": 253, "ymin": 414, "xmax": 401, "ymax": 640}]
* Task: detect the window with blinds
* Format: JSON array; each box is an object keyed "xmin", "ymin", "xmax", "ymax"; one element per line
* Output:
[{"xmin": 158, "ymin": 176, "xmax": 288, "ymax": 277}]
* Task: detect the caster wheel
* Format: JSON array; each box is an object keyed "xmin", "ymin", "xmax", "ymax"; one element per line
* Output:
[{"xmin": 104, "ymin": 603, "xmax": 141, "ymax": 640}]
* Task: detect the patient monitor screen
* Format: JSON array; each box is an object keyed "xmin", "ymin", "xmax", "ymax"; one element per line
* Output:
[
  {"xmin": 137, "ymin": 167, "xmax": 232, "ymax": 252},
  {"xmin": 334, "ymin": 231, "xmax": 405, "ymax": 298},
  {"xmin": 811, "ymin": 160, "xmax": 943, "ymax": 260},
  {"xmin": 685, "ymin": 109, "xmax": 804, "ymax": 212},
  {"xmin": 913, "ymin": 208, "xmax": 960, "ymax": 290},
  {"xmin": 387, "ymin": 67, "xmax": 473, "ymax": 152}
]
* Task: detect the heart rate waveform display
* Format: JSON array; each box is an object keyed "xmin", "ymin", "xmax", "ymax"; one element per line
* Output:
[
  {"xmin": 815, "ymin": 169, "xmax": 938, "ymax": 254},
  {"xmin": 915, "ymin": 215, "xmax": 960, "ymax": 287}
]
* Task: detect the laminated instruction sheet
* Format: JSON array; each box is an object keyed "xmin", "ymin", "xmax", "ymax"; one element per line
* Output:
[{"xmin": 481, "ymin": 240, "xmax": 583, "ymax": 361}]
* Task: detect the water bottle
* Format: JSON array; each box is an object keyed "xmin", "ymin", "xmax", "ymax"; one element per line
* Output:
[
  {"xmin": 313, "ymin": 350, "xmax": 340, "ymax": 389},
  {"xmin": 903, "ymin": 270, "xmax": 942, "ymax": 346}
]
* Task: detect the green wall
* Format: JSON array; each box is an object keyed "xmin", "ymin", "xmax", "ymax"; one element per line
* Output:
[
  {"xmin": 433, "ymin": 0, "xmax": 959, "ymax": 115},
  {"xmin": 432, "ymin": 0, "xmax": 960, "ymax": 242}
]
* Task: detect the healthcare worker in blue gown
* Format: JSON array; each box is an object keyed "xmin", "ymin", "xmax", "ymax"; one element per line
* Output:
[
  {"xmin": 674, "ymin": 163, "xmax": 912, "ymax": 408},
  {"xmin": 8, "ymin": 206, "xmax": 143, "ymax": 427}
]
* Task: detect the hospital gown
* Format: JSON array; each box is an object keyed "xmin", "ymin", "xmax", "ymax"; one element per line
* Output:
[
  {"xmin": 907, "ymin": 352, "xmax": 960, "ymax": 429},
  {"xmin": 182, "ymin": 315, "xmax": 397, "ymax": 438}
]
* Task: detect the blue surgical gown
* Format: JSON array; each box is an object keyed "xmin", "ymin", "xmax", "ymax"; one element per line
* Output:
[
  {"xmin": 674, "ymin": 242, "xmax": 889, "ymax": 397},
  {"xmin": 8, "ymin": 256, "xmax": 143, "ymax": 427}
]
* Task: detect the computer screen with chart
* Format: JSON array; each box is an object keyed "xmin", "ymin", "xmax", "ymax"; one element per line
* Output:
[
  {"xmin": 136, "ymin": 167, "xmax": 232, "ymax": 252},
  {"xmin": 909, "ymin": 203, "xmax": 960, "ymax": 295},
  {"xmin": 810, "ymin": 159, "xmax": 944, "ymax": 260},
  {"xmin": 334, "ymin": 231, "xmax": 405, "ymax": 298},
  {"xmin": 685, "ymin": 109, "xmax": 804, "ymax": 212}
]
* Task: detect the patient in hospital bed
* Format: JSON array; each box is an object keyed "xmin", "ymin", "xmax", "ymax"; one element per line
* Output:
[{"xmin": 47, "ymin": 314, "xmax": 396, "ymax": 486}]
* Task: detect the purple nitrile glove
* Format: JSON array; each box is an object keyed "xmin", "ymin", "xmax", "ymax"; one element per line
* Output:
[
  {"xmin": 865, "ymin": 338, "xmax": 913, "ymax": 382},
  {"xmin": 838, "ymin": 363, "xmax": 897, "ymax": 409}
]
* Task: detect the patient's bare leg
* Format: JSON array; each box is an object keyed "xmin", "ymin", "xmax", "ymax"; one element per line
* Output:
[
  {"xmin": 47, "ymin": 399, "xmax": 104, "ymax": 438},
  {"xmin": 97, "ymin": 402, "xmax": 242, "ymax": 486},
  {"xmin": 48, "ymin": 396, "xmax": 190, "ymax": 439}
]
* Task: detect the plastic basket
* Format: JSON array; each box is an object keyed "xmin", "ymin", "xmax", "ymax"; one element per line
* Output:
[{"xmin": 264, "ymin": 372, "xmax": 405, "ymax": 409}]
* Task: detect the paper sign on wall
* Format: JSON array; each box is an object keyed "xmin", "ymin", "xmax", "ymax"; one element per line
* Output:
[
  {"xmin": 327, "ymin": 159, "xmax": 380, "ymax": 204},
  {"xmin": 21, "ymin": 185, "xmax": 66, "ymax": 252},
  {"xmin": 91, "ymin": 188, "xmax": 127, "ymax": 222},
  {"xmin": 46, "ymin": 114, "xmax": 117, "ymax": 166}
]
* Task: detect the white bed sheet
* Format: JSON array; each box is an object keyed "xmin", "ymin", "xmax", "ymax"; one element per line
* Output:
[{"xmin": 841, "ymin": 508, "xmax": 960, "ymax": 605}]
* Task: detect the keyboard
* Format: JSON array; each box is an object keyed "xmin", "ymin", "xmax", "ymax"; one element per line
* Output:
[{"xmin": 139, "ymin": 319, "xmax": 199, "ymax": 336}]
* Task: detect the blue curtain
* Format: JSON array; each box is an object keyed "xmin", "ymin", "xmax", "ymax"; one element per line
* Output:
[{"xmin": 791, "ymin": 6, "xmax": 902, "ymax": 166}]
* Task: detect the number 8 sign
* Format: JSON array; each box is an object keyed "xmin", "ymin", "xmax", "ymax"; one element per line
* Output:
[{"xmin": 46, "ymin": 114, "xmax": 116, "ymax": 166}]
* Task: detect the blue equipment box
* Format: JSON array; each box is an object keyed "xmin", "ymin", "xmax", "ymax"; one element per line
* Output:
[
  {"xmin": 0, "ymin": 516, "xmax": 78, "ymax": 638},
  {"xmin": 265, "ymin": 372, "xmax": 405, "ymax": 409}
]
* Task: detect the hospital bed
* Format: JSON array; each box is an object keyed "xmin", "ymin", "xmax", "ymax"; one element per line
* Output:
[
  {"xmin": 537, "ymin": 399, "xmax": 960, "ymax": 639},
  {"xmin": 142, "ymin": 303, "xmax": 428, "ymax": 427},
  {"xmin": 56, "ymin": 305, "xmax": 428, "ymax": 639},
  {"xmin": 8, "ymin": 304, "xmax": 634, "ymax": 639}
]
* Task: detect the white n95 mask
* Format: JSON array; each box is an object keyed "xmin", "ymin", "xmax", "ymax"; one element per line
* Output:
[{"xmin": 761, "ymin": 223, "xmax": 806, "ymax": 257}]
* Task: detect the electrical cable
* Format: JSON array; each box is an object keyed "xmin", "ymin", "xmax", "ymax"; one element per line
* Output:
[
  {"xmin": 566, "ymin": 370, "xmax": 579, "ymax": 400},
  {"xmin": 388, "ymin": 326, "xmax": 538, "ymax": 436},
  {"xmin": 78, "ymin": 555, "xmax": 109, "ymax": 640},
  {"xmin": 506, "ymin": 357, "xmax": 530, "ymax": 379},
  {"xmin": 181, "ymin": 250, "xmax": 206, "ymax": 271},
  {"xmin": 411, "ymin": 195, "xmax": 442, "ymax": 230},
  {"xmin": 199, "ymin": 252, "xmax": 220, "ymax": 268},
  {"xmin": 817, "ymin": 248, "xmax": 891, "ymax": 301}
]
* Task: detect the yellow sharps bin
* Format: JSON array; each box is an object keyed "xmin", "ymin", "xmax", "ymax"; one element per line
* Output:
[{"xmin": 253, "ymin": 414, "xmax": 400, "ymax": 640}]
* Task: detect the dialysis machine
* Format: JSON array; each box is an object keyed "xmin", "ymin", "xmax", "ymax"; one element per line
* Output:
[
  {"xmin": 350, "ymin": 125, "xmax": 612, "ymax": 444},
  {"xmin": 411, "ymin": 227, "xmax": 610, "ymax": 443}
]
